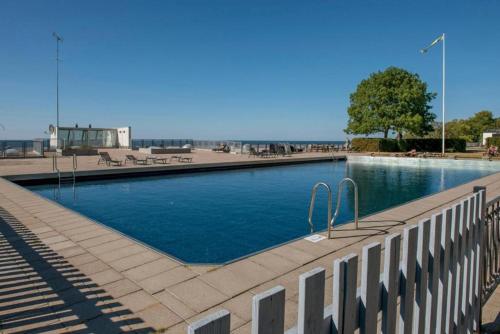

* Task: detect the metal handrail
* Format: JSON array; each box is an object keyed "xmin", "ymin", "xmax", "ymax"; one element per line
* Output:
[
  {"xmin": 308, "ymin": 182, "xmax": 333, "ymax": 236},
  {"xmin": 331, "ymin": 177, "xmax": 359, "ymax": 229}
]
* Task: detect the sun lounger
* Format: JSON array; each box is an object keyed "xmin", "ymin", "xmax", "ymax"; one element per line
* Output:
[
  {"xmin": 149, "ymin": 156, "xmax": 169, "ymax": 164},
  {"xmin": 125, "ymin": 154, "xmax": 148, "ymax": 165},
  {"xmin": 98, "ymin": 152, "xmax": 122, "ymax": 166}
]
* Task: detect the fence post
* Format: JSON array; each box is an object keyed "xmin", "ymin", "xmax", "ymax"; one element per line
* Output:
[
  {"xmin": 426, "ymin": 213, "xmax": 443, "ymax": 334},
  {"xmin": 360, "ymin": 242, "xmax": 381, "ymax": 334},
  {"xmin": 437, "ymin": 208, "xmax": 453, "ymax": 334},
  {"xmin": 473, "ymin": 186, "xmax": 486, "ymax": 331},
  {"xmin": 332, "ymin": 259, "xmax": 346, "ymax": 334},
  {"xmin": 188, "ymin": 310, "xmax": 230, "ymax": 334},
  {"xmin": 252, "ymin": 286, "xmax": 285, "ymax": 334},
  {"xmin": 381, "ymin": 234, "xmax": 401, "ymax": 334},
  {"xmin": 298, "ymin": 267, "xmax": 325, "ymax": 334},
  {"xmin": 414, "ymin": 219, "xmax": 430, "ymax": 334},
  {"xmin": 343, "ymin": 254, "xmax": 358, "ymax": 334},
  {"xmin": 446, "ymin": 202, "xmax": 462, "ymax": 334},
  {"xmin": 399, "ymin": 225, "xmax": 418, "ymax": 334}
]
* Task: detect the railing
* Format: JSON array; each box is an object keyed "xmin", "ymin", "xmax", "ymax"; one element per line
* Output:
[
  {"xmin": 483, "ymin": 193, "xmax": 500, "ymax": 303},
  {"xmin": 0, "ymin": 140, "xmax": 45, "ymax": 158},
  {"xmin": 189, "ymin": 186, "xmax": 493, "ymax": 334},
  {"xmin": 307, "ymin": 182, "xmax": 333, "ymax": 236},
  {"xmin": 331, "ymin": 178, "xmax": 359, "ymax": 229}
]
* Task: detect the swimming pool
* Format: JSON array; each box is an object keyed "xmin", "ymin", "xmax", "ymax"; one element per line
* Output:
[{"xmin": 28, "ymin": 160, "xmax": 498, "ymax": 264}]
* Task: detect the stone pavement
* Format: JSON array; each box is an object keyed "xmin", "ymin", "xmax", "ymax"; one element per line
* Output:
[{"xmin": 0, "ymin": 169, "xmax": 499, "ymax": 333}]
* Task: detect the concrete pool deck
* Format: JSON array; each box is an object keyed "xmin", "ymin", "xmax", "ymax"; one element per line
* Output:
[
  {"xmin": 0, "ymin": 154, "xmax": 499, "ymax": 333},
  {"xmin": 0, "ymin": 150, "xmax": 341, "ymax": 184}
]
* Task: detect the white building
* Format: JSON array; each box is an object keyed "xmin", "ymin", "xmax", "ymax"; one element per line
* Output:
[
  {"xmin": 482, "ymin": 128, "xmax": 500, "ymax": 146},
  {"xmin": 49, "ymin": 125, "xmax": 131, "ymax": 149}
]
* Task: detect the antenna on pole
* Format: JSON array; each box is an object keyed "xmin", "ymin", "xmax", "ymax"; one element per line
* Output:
[{"xmin": 52, "ymin": 32, "xmax": 63, "ymax": 131}]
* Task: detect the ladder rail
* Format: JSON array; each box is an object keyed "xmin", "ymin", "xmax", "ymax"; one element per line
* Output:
[
  {"xmin": 53, "ymin": 154, "xmax": 77, "ymax": 199},
  {"xmin": 331, "ymin": 177, "xmax": 359, "ymax": 229},
  {"xmin": 307, "ymin": 182, "xmax": 333, "ymax": 235}
]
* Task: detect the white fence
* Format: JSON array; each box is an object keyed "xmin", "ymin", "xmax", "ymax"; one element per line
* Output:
[{"xmin": 188, "ymin": 186, "xmax": 500, "ymax": 334}]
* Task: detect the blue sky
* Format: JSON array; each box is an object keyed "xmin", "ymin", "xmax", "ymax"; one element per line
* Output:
[{"xmin": 1, "ymin": 0, "xmax": 499, "ymax": 140}]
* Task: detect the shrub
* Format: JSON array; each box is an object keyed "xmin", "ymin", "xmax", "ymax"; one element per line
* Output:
[
  {"xmin": 403, "ymin": 138, "xmax": 466, "ymax": 152},
  {"xmin": 351, "ymin": 137, "xmax": 466, "ymax": 152},
  {"xmin": 351, "ymin": 138, "xmax": 399, "ymax": 152},
  {"xmin": 486, "ymin": 137, "xmax": 500, "ymax": 147}
]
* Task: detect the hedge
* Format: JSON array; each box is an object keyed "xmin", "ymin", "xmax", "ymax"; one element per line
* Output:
[
  {"xmin": 351, "ymin": 137, "xmax": 466, "ymax": 153},
  {"xmin": 486, "ymin": 137, "xmax": 500, "ymax": 147}
]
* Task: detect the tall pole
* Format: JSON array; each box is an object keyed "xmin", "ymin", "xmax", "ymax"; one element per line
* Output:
[
  {"xmin": 442, "ymin": 33, "xmax": 446, "ymax": 156},
  {"xmin": 53, "ymin": 32, "xmax": 63, "ymax": 129}
]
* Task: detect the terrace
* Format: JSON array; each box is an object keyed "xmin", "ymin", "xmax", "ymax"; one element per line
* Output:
[{"xmin": 0, "ymin": 151, "xmax": 499, "ymax": 333}]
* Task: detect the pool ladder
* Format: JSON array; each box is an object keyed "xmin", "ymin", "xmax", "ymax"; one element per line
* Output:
[
  {"xmin": 52, "ymin": 154, "xmax": 77, "ymax": 199},
  {"xmin": 308, "ymin": 178, "xmax": 359, "ymax": 238}
]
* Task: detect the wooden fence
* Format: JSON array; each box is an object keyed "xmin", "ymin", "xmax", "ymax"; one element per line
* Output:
[{"xmin": 188, "ymin": 186, "xmax": 499, "ymax": 334}]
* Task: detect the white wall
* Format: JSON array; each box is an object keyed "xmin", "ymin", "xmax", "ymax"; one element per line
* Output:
[{"xmin": 117, "ymin": 126, "xmax": 131, "ymax": 148}]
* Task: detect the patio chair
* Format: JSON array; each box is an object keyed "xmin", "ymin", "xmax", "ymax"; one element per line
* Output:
[
  {"xmin": 125, "ymin": 154, "xmax": 148, "ymax": 165},
  {"xmin": 98, "ymin": 152, "xmax": 122, "ymax": 166}
]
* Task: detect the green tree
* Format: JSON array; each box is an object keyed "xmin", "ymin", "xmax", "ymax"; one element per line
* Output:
[
  {"xmin": 345, "ymin": 67, "xmax": 436, "ymax": 138},
  {"xmin": 467, "ymin": 110, "xmax": 495, "ymax": 142}
]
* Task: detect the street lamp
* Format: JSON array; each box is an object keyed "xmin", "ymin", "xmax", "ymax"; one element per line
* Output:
[
  {"xmin": 421, "ymin": 33, "xmax": 445, "ymax": 156},
  {"xmin": 52, "ymin": 32, "xmax": 63, "ymax": 130}
]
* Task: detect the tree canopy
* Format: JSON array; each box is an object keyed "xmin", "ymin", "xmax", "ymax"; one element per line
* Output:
[
  {"xmin": 425, "ymin": 110, "xmax": 499, "ymax": 142},
  {"xmin": 345, "ymin": 67, "xmax": 436, "ymax": 138}
]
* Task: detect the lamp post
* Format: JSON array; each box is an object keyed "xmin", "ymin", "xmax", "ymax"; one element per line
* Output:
[
  {"xmin": 421, "ymin": 33, "xmax": 445, "ymax": 156},
  {"xmin": 52, "ymin": 32, "xmax": 63, "ymax": 130}
]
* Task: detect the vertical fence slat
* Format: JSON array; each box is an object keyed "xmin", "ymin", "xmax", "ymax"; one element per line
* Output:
[
  {"xmin": 473, "ymin": 187, "xmax": 485, "ymax": 332},
  {"xmin": 437, "ymin": 208, "xmax": 452, "ymax": 334},
  {"xmin": 455, "ymin": 199, "xmax": 468, "ymax": 333},
  {"xmin": 381, "ymin": 234, "xmax": 401, "ymax": 334},
  {"xmin": 461, "ymin": 197, "xmax": 473, "ymax": 333},
  {"xmin": 360, "ymin": 242, "xmax": 381, "ymax": 334},
  {"xmin": 414, "ymin": 219, "xmax": 430, "ymax": 334},
  {"xmin": 426, "ymin": 213, "xmax": 442, "ymax": 334},
  {"xmin": 333, "ymin": 259, "xmax": 346, "ymax": 334},
  {"xmin": 467, "ymin": 194, "xmax": 479, "ymax": 333},
  {"xmin": 399, "ymin": 225, "xmax": 419, "ymax": 334},
  {"xmin": 252, "ymin": 286, "xmax": 285, "ymax": 334},
  {"xmin": 343, "ymin": 254, "xmax": 358, "ymax": 334},
  {"xmin": 446, "ymin": 202, "xmax": 462, "ymax": 334},
  {"xmin": 298, "ymin": 267, "xmax": 325, "ymax": 334},
  {"xmin": 188, "ymin": 310, "xmax": 230, "ymax": 334}
]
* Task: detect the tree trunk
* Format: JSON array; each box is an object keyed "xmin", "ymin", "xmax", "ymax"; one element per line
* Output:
[{"xmin": 383, "ymin": 129, "xmax": 389, "ymax": 138}]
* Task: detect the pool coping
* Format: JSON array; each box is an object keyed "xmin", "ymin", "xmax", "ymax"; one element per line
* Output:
[{"xmin": 2, "ymin": 166, "xmax": 500, "ymax": 333}]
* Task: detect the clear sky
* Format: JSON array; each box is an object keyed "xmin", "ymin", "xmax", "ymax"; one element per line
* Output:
[{"xmin": 1, "ymin": 0, "xmax": 499, "ymax": 140}]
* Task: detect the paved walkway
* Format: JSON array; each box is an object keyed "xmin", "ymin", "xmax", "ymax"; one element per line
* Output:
[
  {"xmin": 0, "ymin": 150, "xmax": 336, "ymax": 179},
  {"xmin": 0, "ymin": 167, "xmax": 499, "ymax": 333}
]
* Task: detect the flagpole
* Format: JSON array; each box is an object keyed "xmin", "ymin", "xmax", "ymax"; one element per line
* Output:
[{"xmin": 442, "ymin": 33, "xmax": 446, "ymax": 156}]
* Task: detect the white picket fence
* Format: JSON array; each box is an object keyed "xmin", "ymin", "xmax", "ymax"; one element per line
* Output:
[{"xmin": 188, "ymin": 186, "xmax": 499, "ymax": 334}]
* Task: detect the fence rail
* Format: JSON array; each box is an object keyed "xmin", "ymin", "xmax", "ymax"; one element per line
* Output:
[
  {"xmin": 189, "ymin": 186, "xmax": 499, "ymax": 334},
  {"xmin": 0, "ymin": 140, "xmax": 45, "ymax": 158}
]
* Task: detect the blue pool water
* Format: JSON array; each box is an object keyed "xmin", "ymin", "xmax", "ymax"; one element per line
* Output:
[{"xmin": 28, "ymin": 161, "xmax": 495, "ymax": 263}]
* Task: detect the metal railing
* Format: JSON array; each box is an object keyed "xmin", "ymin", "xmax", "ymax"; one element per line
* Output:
[
  {"xmin": 0, "ymin": 140, "xmax": 45, "ymax": 158},
  {"xmin": 52, "ymin": 155, "xmax": 77, "ymax": 199},
  {"xmin": 331, "ymin": 178, "xmax": 359, "ymax": 229},
  {"xmin": 307, "ymin": 182, "xmax": 333, "ymax": 237},
  {"xmin": 308, "ymin": 178, "xmax": 359, "ymax": 238},
  {"xmin": 483, "ymin": 192, "xmax": 500, "ymax": 303}
]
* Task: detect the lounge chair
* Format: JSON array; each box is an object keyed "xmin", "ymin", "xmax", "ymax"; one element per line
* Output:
[
  {"xmin": 248, "ymin": 147, "xmax": 261, "ymax": 157},
  {"xmin": 149, "ymin": 156, "xmax": 169, "ymax": 164},
  {"xmin": 98, "ymin": 152, "xmax": 122, "ymax": 166},
  {"xmin": 125, "ymin": 154, "xmax": 148, "ymax": 165}
]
